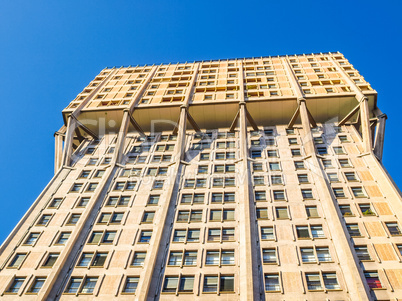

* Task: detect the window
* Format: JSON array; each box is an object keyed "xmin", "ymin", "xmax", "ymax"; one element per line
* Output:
[
  {"xmin": 301, "ymin": 247, "xmax": 316, "ymax": 263},
  {"xmin": 200, "ymin": 152, "xmax": 210, "ymax": 161},
  {"xmin": 148, "ymin": 195, "xmax": 160, "ymax": 205},
  {"xmin": 203, "ymin": 275, "xmax": 234, "ymax": 293},
  {"xmin": 75, "ymin": 198, "xmax": 89, "ymax": 208},
  {"xmin": 262, "ymin": 249, "xmax": 277, "ymax": 264},
  {"xmin": 301, "ymin": 189, "xmax": 314, "ymax": 199},
  {"xmin": 139, "ymin": 230, "xmax": 153, "ymax": 243},
  {"xmin": 256, "ymin": 208, "xmax": 268, "ymax": 220},
  {"xmin": 346, "ymin": 223, "xmax": 362, "ymax": 237},
  {"xmin": 305, "ymin": 273, "xmax": 322, "ymax": 291},
  {"xmin": 339, "ymin": 205, "xmax": 354, "ymax": 216},
  {"xmin": 386, "ymin": 222, "xmax": 402, "ymax": 236},
  {"xmin": 317, "ymin": 147, "xmax": 328, "ymax": 155},
  {"xmin": 298, "ymin": 174, "xmax": 309, "ymax": 184},
  {"xmin": 56, "ymin": 232, "xmax": 71, "ymax": 245},
  {"xmin": 345, "ymin": 172, "xmax": 358, "ymax": 181},
  {"xmin": 8, "ymin": 253, "xmax": 27, "ymax": 268},
  {"xmin": 251, "ymin": 150, "xmax": 262, "ymax": 158},
  {"xmin": 291, "ymin": 148, "xmax": 301, "ymax": 156},
  {"xmin": 122, "ymin": 277, "xmax": 139, "ymax": 293},
  {"xmin": 273, "ymin": 190, "xmax": 286, "ymax": 201},
  {"xmin": 142, "ymin": 211, "xmax": 155, "ymax": 223},
  {"xmin": 296, "ymin": 226, "xmax": 310, "ymax": 239},
  {"xmin": 265, "ymin": 274, "xmax": 280, "ymax": 292},
  {"xmin": 275, "ymin": 207, "xmax": 289, "ymax": 219},
  {"xmin": 323, "ymin": 273, "xmax": 340, "ymax": 290},
  {"xmin": 198, "ymin": 165, "xmax": 208, "ymax": 174},
  {"xmin": 49, "ymin": 198, "xmax": 63, "ymax": 208},
  {"xmin": 311, "ymin": 225, "xmax": 325, "ymax": 238},
  {"xmin": 163, "ymin": 276, "xmax": 195, "ymax": 293},
  {"xmin": 181, "ymin": 193, "xmax": 205, "ymax": 204},
  {"xmin": 364, "ymin": 271, "xmax": 383, "ymax": 289},
  {"xmin": 355, "ymin": 246, "xmax": 371, "ymax": 261},
  {"xmin": 206, "ymin": 250, "xmax": 234, "ymax": 265},
  {"xmin": 271, "ymin": 175, "xmax": 283, "ymax": 185},
  {"xmin": 42, "ymin": 253, "xmax": 59, "ymax": 267},
  {"xmin": 28, "ymin": 277, "xmax": 46, "ymax": 294},
  {"xmin": 88, "ymin": 230, "xmax": 116, "ymax": 244},
  {"xmin": 153, "ymin": 180, "xmax": 164, "ymax": 189},
  {"xmin": 322, "ymin": 160, "xmax": 333, "ymax": 168},
  {"xmin": 339, "ymin": 159, "xmax": 352, "ymax": 168},
  {"xmin": 6, "ymin": 277, "xmax": 25, "ymax": 294},
  {"xmin": 294, "ymin": 161, "xmax": 305, "ymax": 170},
  {"xmin": 254, "ymin": 176, "xmax": 265, "ymax": 185},
  {"xmin": 36, "ymin": 215, "xmax": 53, "ymax": 227},
  {"xmin": 306, "ymin": 206, "xmax": 319, "ymax": 218},
  {"xmin": 327, "ymin": 173, "xmax": 339, "ymax": 182},
  {"xmin": 70, "ymin": 183, "xmax": 83, "ymax": 192},
  {"xmin": 316, "ymin": 247, "xmax": 332, "ymax": 262},
  {"xmin": 351, "ymin": 187, "xmax": 366, "ymax": 198},
  {"xmin": 269, "ymin": 162, "xmax": 281, "ymax": 171},
  {"xmin": 67, "ymin": 214, "xmax": 81, "ymax": 225},
  {"xmin": 207, "ymin": 228, "xmax": 234, "ymax": 242},
  {"xmin": 174, "ymin": 229, "xmax": 200, "ymax": 243},
  {"xmin": 261, "ymin": 227, "xmax": 275, "ymax": 240},
  {"xmin": 210, "ymin": 209, "xmax": 235, "ymax": 221},
  {"xmin": 359, "ymin": 204, "xmax": 375, "ymax": 216},
  {"xmin": 255, "ymin": 191, "xmax": 267, "ymax": 201},
  {"xmin": 131, "ymin": 252, "xmax": 146, "ymax": 267},
  {"xmin": 333, "ymin": 188, "xmax": 345, "ymax": 198},
  {"xmin": 314, "ymin": 137, "xmax": 324, "ymax": 144},
  {"xmin": 267, "ymin": 150, "xmax": 278, "ymax": 157},
  {"xmin": 288, "ymin": 138, "xmax": 298, "ymax": 145},
  {"xmin": 253, "ymin": 163, "xmax": 263, "ymax": 171},
  {"xmin": 339, "ymin": 135, "xmax": 349, "ymax": 142},
  {"xmin": 24, "ymin": 232, "xmax": 40, "ymax": 245},
  {"xmin": 211, "ymin": 192, "xmax": 234, "ymax": 203},
  {"xmin": 333, "ymin": 146, "xmax": 345, "ymax": 154}
]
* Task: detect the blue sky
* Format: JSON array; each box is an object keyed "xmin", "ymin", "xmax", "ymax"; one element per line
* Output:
[{"xmin": 0, "ymin": 0, "xmax": 401, "ymax": 243}]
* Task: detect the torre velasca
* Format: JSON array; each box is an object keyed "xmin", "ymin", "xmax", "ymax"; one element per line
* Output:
[{"xmin": 0, "ymin": 52, "xmax": 401, "ymax": 301}]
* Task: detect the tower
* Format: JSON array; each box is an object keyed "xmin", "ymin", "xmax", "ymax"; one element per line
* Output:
[{"xmin": 0, "ymin": 52, "xmax": 400, "ymax": 300}]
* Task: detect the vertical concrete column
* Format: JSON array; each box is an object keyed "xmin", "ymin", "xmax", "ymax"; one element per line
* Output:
[
  {"xmin": 138, "ymin": 107, "xmax": 188, "ymax": 300},
  {"xmin": 54, "ymin": 131, "xmax": 64, "ymax": 173},
  {"xmin": 360, "ymin": 97, "xmax": 373, "ymax": 153},
  {"xmin": 238, "ymin": 102, "xmax": 260, "ymax": 299},
  {"xmin": 61, "ymin": 116, "xmax": 77, "ymax": 167},
  {"xmin": 374, "ymin": 113, "xmax": 387, "ymax": 160},
  {"xmin": 298, "ymin": 100, "xmax": 371, "ymax": 301},
  {"xmin": 113, "ymin": 110, "xmax": 131, "ymax": 164}
]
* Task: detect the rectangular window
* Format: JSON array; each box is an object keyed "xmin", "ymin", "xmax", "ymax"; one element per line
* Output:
[
  {"xmin": 262, "ymin": 249, "xmax": 277, "ymax": 264},
  {"xmin": 296, "ymin": 226, "xmax": 310, "ymax": 239},
  {"xmin": 346, "ymin": 224, "xmax": 362, "ymax": 237},
  {"xmin": 322, "ymin": 160, "xmax": 333, "ymax": 168},
  {"xmin": 24, "ymin": 233, "xmax": 40, "ymax": 245},
  {"xmin": 339, "ymin": 159, "xmax": 352, "ymax": 168},
  {"xmin": 291, "ymin": 148, "xmax": 301, "ymax": 156},
  {"xmin": 8, "ymin": 253, "xmax": 27, "ymax": 268},
  {"xmin": 49, "ymin": 198, "xmax": 63, "ymax": 208},
  {"xmin": 261, "ymin": 227, "xmax": 274, "ymax": 240},
  {"xmin": 56, "ymin": 232, "xmax": 71, "ymax": 245},
  {"xmin": 322, "ymin": 273, "xmax": 340, "ymax": 290},
  {"xmin": 339, "ymin": 205, "xmax": 354, "ymax": 216},
  {"xmin": 345, "ymin": 172, "xmax": 358, "ymax": 181},
  {"xmin": 301, "ymin": 189, "xmax": 313, "ymax": 199},
  {"xmin": 298, "ymin": 174, "xmax": 309, "ymax": 184},
  {"xmin": 255, "ymin": 191, "xmax": 266, "ymax": 201},
  {"xmin": 386, "ymin": 222, "xmax": 402, "ymax": 236},
  {"xmin": 269, "ymin": 162, "xmax": 281, "ymax": 171},
  {"xmin": 7, "ymin": 277, "xmax": 26, "ymax": 294},
  {"xmin": 132, "ymin": 252, "xmax": 146, "ymax": 267},
  {"xmin": 333, "ymin": 188, "xmax": 345, "ymax": 198},
  {"xmin": 351, "ymin": 187, "xmax": 366, "ymax": 198},
  {"xmin": 294, "ymin": 161, "xmax": 305, "ymax": 169},
  {"xmin": 256, "ymin": 208, "xmax": 268, "ymax": 220},
  {"xmin": 139, "ymin": 230, "xmax": 152, "ymax": 243},
  {"xmin": 355, "ymin": 246, "xmax": 371, "ymax": 261},
  {"xmin": 306, "ymin": 206, "xmax": 319, "ymax": 218},
  {"xmin": 37, "ymin": 214, "xmax": 52, "ymax": 226},
  {"xmin": 275, "ymin": 207, "xmax": 289, "ymax": 219},
  {"xmin": 28, "ymin": 277, "xmax": 46, "ymax": 294},
  {"xmin": 359, "ymin": 204, "xmax": 375, "ymax": 216},
  {"xmin": 265, "ymin": 274, "xmax": 280, "ymax": 292},
  {"xmin": 42, "ymin": 253, "xmax": 59, "ymax": 267},
  {"xmin": 306, "ymin": 273, "xmax": 322, "ymax": 291},
  {"xmin": 364, "ymin": 271, "xmax": 383, "ymax": 289},
  {"xmin": 271, "ymin": 175, "xmax": 283, "ymax": 185},
  {"xmin": 301, "ymin": 247, "xmax": 316, "ymax": 263},
  {"xmin": 123, "ymin": 277, "xmax": 139, "ymax": 293},
  {"xmin": 273, "ymin": 190, "xmax": 286, "ymax": 201}
]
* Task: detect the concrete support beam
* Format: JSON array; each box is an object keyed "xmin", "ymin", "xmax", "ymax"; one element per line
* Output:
[
  {"xmin": 238, "ymin": 102, "xmax": 260, "ymax": 300},
  {"xmin": 138, "ymin": 106, "xmax": 188, "ymax": 300},
  {"xmin": 360, "ymin": 96, "xmax": 373, "ymax": 153},
  {"xmin": 54, "ymin": 126, "xmax": 65, "ymax": 173},
  {"xmin": 61, "ymin": 116, "xmax": 76, "ymax": 166},
  {"xmin": 374, "ymin": 111, "xmax": 387, "ymax": 161}
]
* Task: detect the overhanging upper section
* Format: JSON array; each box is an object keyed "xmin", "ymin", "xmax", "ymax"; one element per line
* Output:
[{"xmin": 62, "ymin": 51, "xmax": 377, "ymax": 135}]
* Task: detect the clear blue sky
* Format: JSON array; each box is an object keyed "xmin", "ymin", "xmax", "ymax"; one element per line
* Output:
[{"xmin": 0, "ymin": 0, "xmax": 401, "ymax": 243}]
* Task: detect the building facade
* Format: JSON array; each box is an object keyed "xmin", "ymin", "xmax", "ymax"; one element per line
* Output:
[{"xmin": 0, "ymin": 52, "xmax": 401, "ymax": 300}]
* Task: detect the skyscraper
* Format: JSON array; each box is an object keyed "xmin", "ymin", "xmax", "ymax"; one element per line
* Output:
[{"xmin": 0, "ymin": 52, "xmax": 400, "ymax": 300}]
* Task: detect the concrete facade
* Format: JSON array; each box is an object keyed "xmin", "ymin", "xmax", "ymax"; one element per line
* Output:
[{"xmin": 0, "ymin": 52, "xmax": 401, "ymax": 300}]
